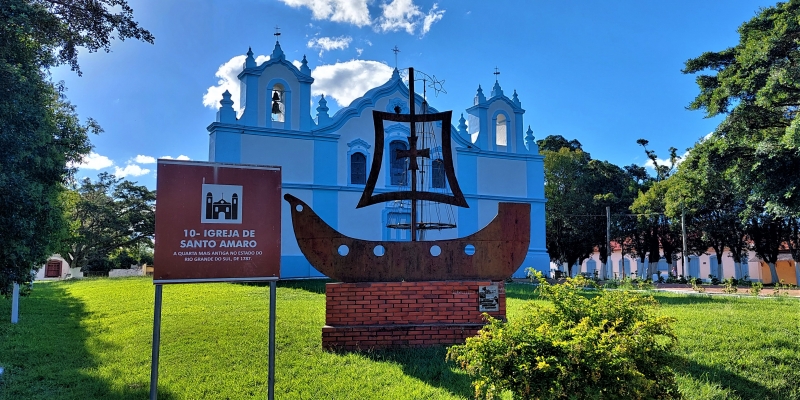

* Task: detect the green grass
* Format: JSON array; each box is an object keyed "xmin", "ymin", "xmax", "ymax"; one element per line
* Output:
[{"xmin": 0, "ymin": 278, "xmax": 798, "ymax": 399}]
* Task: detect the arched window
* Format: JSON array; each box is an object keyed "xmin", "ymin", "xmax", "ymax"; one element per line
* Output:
[
  {"xmin": 496, "ymin": 114, "xmax": 507, "ymax": 146},
  {"xmin": 389, "ymin": 141, "xmax": 408, "ymax": 186},
  {"xmin": 271, "ymin": 84, "xmax": 285, "ymax": 122},
  {"xmin": 350, "ymin": 152, "xmax": 366, "ymax": 184},
  {"xmin": 432, "ymin": 159, "xmax": 445, "ymax": 188}
]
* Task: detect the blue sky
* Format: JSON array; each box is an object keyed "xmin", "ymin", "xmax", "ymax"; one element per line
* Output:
[{"xmin": 56, "ymin": 0, "xmax": 772, "ymax": 189}]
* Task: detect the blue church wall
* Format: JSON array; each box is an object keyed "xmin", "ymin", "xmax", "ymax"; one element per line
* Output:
[
  {"xmin": 241, "ymin": 134, "xmax": 314, "ymax": 182},
  {"xmin": 314, "ymin": 139, "xmax": 338, "ymax": 185},
  {"xmin": 476, "ymin": 157, "xmax": 527, "ymax": 197},
  {"xmin": 208, "ymin": 128, "xmax": 241, "ymax": 163}
]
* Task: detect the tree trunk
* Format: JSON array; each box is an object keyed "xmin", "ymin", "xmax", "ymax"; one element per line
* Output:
[
  {"xmin": 767, "ymin": 262, "xmax": 779, "ymax": 284},
  {"xmin": 795, "ymin": 261, "xmax": 800, "ymax": 288},
  {"xmin": 648, "ymin": 261, "xmax": 659, "ymax": 280},
  {"xmin": 733, "ymin": 262, "xmax": 743, "ymax": 280}
]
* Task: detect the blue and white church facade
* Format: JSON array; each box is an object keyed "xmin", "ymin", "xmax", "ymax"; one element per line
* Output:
[{"xmin": 207, "ymin": 40, "xmax": 548, "ymax": 279}]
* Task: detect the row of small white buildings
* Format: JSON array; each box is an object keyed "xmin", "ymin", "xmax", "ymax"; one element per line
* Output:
[{"xmin": 555, "ymin": 249, "xmax": 798, "ymax": 284}]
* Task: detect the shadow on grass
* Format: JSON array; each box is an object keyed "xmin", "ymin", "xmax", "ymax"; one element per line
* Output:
[
  {"xmin": 360, "ymin": 346, "xmax": 475, "ymax": 399},
  {"xmin": 277, "ymin": 278, "xmax": 333, "ymax": 294},
  {"xmin": 0, "ymin": 283, "xmax": 176, "ymax": 400},
  {"xmin": 651, "ymin": 293, "xmax": 732, "ymax": 306},
  {"xmin": 238, "ymin": 278, "xmax": 333, "ymax": 294},
  {"xmin": 678, "ymin": 356, "xmax": 796, "ymax": 399}
]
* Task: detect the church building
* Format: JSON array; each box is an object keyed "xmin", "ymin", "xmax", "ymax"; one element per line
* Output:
[{"xmin": 207, "ymin": 40, "xmax": 548, "ymax": 279}]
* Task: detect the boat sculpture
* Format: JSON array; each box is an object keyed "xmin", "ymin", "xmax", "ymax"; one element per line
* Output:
[{"xmin": 285, "ymin": 68, "xmax": 530, "ymax": 282}]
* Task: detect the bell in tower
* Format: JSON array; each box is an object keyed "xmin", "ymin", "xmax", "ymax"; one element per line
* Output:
[{"xmin": 271, "ymin": 90, "xmax": 282, "ymax": 115}]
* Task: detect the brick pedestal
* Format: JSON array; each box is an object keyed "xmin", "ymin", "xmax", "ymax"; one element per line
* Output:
[{"xmin": 322, "ymin": 281, "xmax": 505, "ymax": 350}]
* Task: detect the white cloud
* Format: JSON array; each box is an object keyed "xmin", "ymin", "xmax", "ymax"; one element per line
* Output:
[
  {"xmin": 202, "ymin": 54, "xmax": 270, "ymax": 111},
  {"xmin": 311, "ymin": 60, "xmax": 393, "ymax": 106},
  {"xmin": 421, "ymin": 4, "xmax": 445, "ymax": 35},
  {"xmin": 204, "ymin": 55, "xmax": 393, "ymax": 111},
  {"xmin": 160, "ymin": 155, "xmax": 191, "ymax": 161},
  {"xmin": 72, "ymin": 152, "xmax": 113, "ymax": 170},
  {"xmin": 279, "ymin": 0, "xmax": 443, "ymax": 35},
  {"xmin": 114, "ymin": 164, "xmax": 151, "ymax": 178},
  {"xmin": 643, "ymin": 132, "xmax": 714, "ymax": 170},
  {"xmin": 279, "ymin": 0, "xmax": 371, "ymax": 27},
  {"xmin": 308, "ymin": 36, "xmax": 352, "ymax": 56},
  {"xmin": 643, "ymin": 151, "xmax": 689, "ymax": 171},
  {"xmin": 356, "ymin": 47, "xmax": 363, "ymax": 57},
  {"xmin": 133, "ymin": 155, "xmax": 156, "ymax": 164},
  {"xmin": 377, "ymin": 0, "xmax": 444, "ymax": 35}
]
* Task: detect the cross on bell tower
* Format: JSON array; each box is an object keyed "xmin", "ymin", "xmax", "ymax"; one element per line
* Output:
[{"xmin": 392, "ymin": 45, "xmax": 400, "ymax": 69}]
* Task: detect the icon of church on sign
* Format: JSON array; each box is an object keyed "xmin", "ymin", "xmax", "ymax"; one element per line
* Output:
[
  {"xmin": 205, "ymin": 192, "xmax": 238, "ymax": 220},
  {"xmin": 201, "ymin": 183, "xmax": 243, "ymax": 224}
]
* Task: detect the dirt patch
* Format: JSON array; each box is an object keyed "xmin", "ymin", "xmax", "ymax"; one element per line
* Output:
[{"xmin": 655, "ymin": 283, "xmax": 800, "ymax": 298}]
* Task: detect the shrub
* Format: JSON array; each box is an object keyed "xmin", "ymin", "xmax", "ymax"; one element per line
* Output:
[
  {"xmin": 690, "ymin": 278, "xmax": 705, "ymax": 293},
  {"xmin": 749, "ymin": 281, "xmax": 763, "ymax": 296},
  {"xmin": 447, "ymin": 272, "xmax": 681, "ymax": 400},
  {"xmin": 722, "ymin": 278, "xmax": 738, "ymax": 294}
]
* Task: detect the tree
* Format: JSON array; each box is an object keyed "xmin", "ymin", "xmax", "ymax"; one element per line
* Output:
[
  {"xmin": 58, "ymin": 173, "xmax": 155, "ymax": 272},
  {"xmin": 541, "ymin": 146, "xmax": 596, "ymax": 276},
  {"xmin": 683, "ymin": 1, "xmax": 800, "ymax": 217},
  {"xmin": 628, "ymin": 140, "xmax": 681, "ymax": 278},
  {"xmin": 630, "ymin": 181, "xmax": 682, "ymax": 278},
  {"xmin": 539, "ymin": 136, "xmax": 637, "ymax": 278},
  {"xmin": 664, "ymin": 136, "xmax": 749, "ymax": 279},
  {"xmin": 0, "ymin": 0, "xmax": 153, "ymax": 295},
  {"xmin": 537, "ymin": 135, "xmax": 586, "ymax": 154}
]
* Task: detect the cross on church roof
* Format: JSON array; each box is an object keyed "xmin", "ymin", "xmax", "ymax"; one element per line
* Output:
[
  {"xmin": 274, "ymin": 26, "xmax": 281, "ymax": 39},
  {"xmin": 493, "ymin": 67, "xmax": 500, "ymax": 80},
  {"xmin": 392, "ymin": 45, "xmax": 400, "ymax": 69}
]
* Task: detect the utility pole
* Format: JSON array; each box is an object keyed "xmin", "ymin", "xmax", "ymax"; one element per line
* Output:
[
  {"xmin": 606, "ymin": 206, "xmax": 611, "ymax": 280},
  {"xmin": 681, "ymin": 207, "xmax": 688, "ymax": 278}
]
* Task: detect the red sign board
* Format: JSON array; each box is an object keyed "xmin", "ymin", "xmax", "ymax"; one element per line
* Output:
[{"xmin": 154, "ymin": 160, "xmax": 281, "ymax": 283}]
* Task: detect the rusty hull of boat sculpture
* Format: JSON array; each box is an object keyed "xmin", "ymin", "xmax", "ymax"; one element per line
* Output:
[{"xmin": 284, "ymin": 194, "xmax": 530, "ymax": 282}]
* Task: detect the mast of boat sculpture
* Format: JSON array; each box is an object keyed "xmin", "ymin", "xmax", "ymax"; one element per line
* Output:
[{"xmin": 397, "ymin": 68, "xmax": 428, "ymax": 242}]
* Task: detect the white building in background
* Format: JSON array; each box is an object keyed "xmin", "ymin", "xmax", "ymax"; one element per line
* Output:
[
  {"xmin": 556, "ymin": 248, "xmax": 797, "ymax": 285},
  {"xmin": 35, "ymin": 255, "xmax": 82, "ymax": 281},
  {"xmin": 206, "ymin": 40, "xmax": 548, "ymax": 279}
]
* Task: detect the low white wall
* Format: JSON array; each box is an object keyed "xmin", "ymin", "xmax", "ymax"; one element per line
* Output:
[{"xmin": 109, "ymin": 265, "xmax": 145, "ymax": 278}]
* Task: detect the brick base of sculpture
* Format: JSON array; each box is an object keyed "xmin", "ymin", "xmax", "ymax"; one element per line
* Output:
[{"xmin": 322, "ymin": 280, "xmax": 506, "ymax": 350}]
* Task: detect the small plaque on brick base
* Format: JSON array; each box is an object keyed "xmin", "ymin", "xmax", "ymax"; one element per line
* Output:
[{"xmin": 323, "ymin": 280, "xmax": 506, "ymax": 350}]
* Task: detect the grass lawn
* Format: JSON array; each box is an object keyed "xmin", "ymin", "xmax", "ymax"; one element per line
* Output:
[{"xmin": 0, "ymin": 278, "xmax": 798, "ymax": 399}]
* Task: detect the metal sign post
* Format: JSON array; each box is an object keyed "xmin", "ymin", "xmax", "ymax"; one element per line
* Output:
[
  {"xmin": 149, "ymin": 284, "xmax": 163, "ymax": 400},
  {"xmin": 268, "ymin": 281, "xmax": 277, "ymax": 400},
  {"xmin": 149, "ymin": 282, "xmax": 277, "ymax": 400}
]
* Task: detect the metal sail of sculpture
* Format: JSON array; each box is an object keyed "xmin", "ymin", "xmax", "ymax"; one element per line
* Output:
[{"xmin": 357, "ymin": 68, "xmax": 468, "ymax": 241}]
